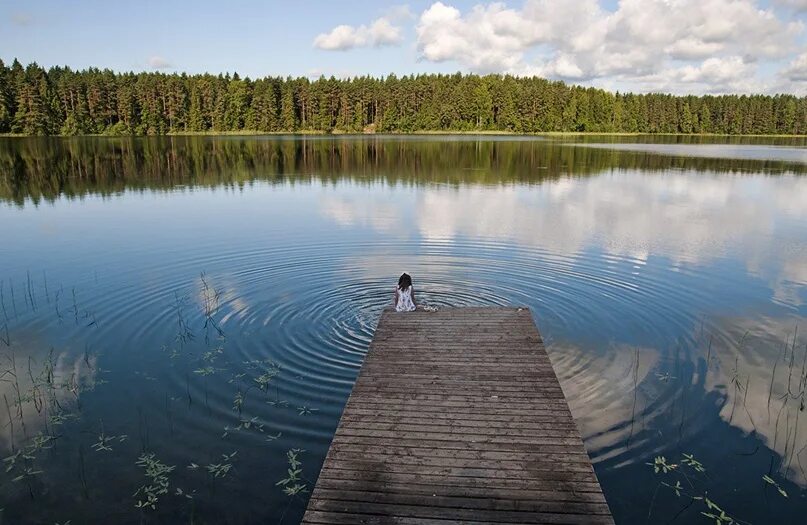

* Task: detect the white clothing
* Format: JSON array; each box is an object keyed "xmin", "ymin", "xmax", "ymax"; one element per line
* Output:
[{"xmin": 395, "ymin": 286, "xmax": 416, "ymax": 312}]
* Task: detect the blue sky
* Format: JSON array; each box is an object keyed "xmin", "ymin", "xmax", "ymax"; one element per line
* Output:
[
  {"xmin": 1, "ymin": 1, "xmax": 805, "ymax": 94},
  {"xmin": 0, "ymin": 1, "xmax": 441, "ymax": 77}
]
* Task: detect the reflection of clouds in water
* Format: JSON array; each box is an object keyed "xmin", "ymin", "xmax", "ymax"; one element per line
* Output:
[
  {"xmin": 320, "ymin": 193, "xmax": 403, "ymax": 234},
  {"xmin": 551, "ymin": 344, "xmax": 659, "ymax": 462},
  {"xmin": 195, "ymin": 274, "xmax": 250, "ymax": 326},
  {"xmin": 703, "ymin": 316, "xmax": 807, "ymax": 485},
  {"xmin": 578, "ymin": 144, "xmax": 807, "ymax": 164},
  {"xmin": 0, "ymin": 345, "xmax": 97, "ymax": 450},
  {"xmin": 413, "ymin": 172, "xmax": 807, "ymax": 303},
  {"xmin": 775, "ymin": 251, "xmax": 807, "ymax": 307},
  {"xmin": 314, "ymin": 173, "xmax": 807, "ymax": 278}
]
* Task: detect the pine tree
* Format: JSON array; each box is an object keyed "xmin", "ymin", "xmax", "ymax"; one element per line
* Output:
[
  {"xmin": 0, "ymin": 59, "xmax": 13, "ymax": 132},
  {"xmin": 14, "ymin": 63, "xmax": 55, "ymax": 135},
  {"xmin": 698, "ymin": 103, "xmax": 712, "ymax": 133},
  {"xmin": 280, "ymin": 79, "xmax": 297, "ymax": 131},
  {"xmin": 679, "ymin": 101, "xmax": 694, "ymax": 133},
  {"xmin": 224, "ymin": 75, "xmax": 251, "ymax": 130}
]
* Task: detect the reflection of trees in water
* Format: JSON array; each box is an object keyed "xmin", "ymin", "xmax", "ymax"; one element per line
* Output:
[{"xmin": 1, "ymin": 136, "xmax": 805, "ymax": 206}]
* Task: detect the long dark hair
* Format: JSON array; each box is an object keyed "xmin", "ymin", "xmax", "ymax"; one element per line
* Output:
[{"xmin": 398, "ymin": 273, "xmax": 412, "ymax": 291}]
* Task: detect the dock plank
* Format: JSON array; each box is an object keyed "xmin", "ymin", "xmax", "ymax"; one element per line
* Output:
[{"xmin": 303, "ymin": 307, "xmax": 613, "ymax": 524}]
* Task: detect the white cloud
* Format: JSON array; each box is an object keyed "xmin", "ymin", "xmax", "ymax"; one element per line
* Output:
[
  {"xmin": 314, "ymin": 16, "xmax": 404, "ymax": 50},
  {"xmin": 781, "ymin": 51, "xmax": 807, "ymax": 81},
  {"xmin": 415, "ymin": 1, "xmax": 539, "ymax": 71},
  {"xmin": 414, "ymin": 0, "xmax": 805, "ymax": 93},
  {"xmin": 664, "ymin": 38, "xmax": 725, "ymax": 61},
  {"xmin": 671, "ymin": 56, "xmax": 759, "ymax": 92},
  {"xmin": 147, "ymin": 56, "xmax": 173, "ymax": 70}
]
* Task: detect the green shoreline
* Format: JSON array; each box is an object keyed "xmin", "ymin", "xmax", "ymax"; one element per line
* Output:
[{"xmin": 2, "ymin": 131, "xmax": 806, "ymax": 138}]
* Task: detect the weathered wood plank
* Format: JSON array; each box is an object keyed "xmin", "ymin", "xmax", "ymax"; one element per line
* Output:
[
  {"xmin": 303, "ymin": 307, "xmax": 613, "ymax": 524},
  {"xmin": 312, "ymin": 477, "xmax": 608, "ymax": 503},
  {"xmin": 337, "ymin": 415, "xmax": 579, "ymax": 429},
  {"xmin": 329, "ymin": 436, "xmax": 589, "ymax": 454},
  {"xmin": 309, "ymin": 489, "xmax": 612, "ymax": 514},
  {"xmin": 326, "ymin": 444, "xmax": 593, "ymax": 463},
  {"xmin": 316, "ymin": 468, "xmax": 606, "ymax": 493},
  {"xmin": 305, "ymin": 500, "xmax": 615, "ymax": 524}
]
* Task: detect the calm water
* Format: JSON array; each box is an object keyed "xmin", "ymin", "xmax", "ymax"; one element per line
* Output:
[{"xmin": 1, "ymin": 135, "xmax": 806, "ymax": 524}]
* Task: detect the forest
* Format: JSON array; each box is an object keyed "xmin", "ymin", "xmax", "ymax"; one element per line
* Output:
[{"xmin": 1, "ymin": 58, "xmax": 805, "ymax": 136}]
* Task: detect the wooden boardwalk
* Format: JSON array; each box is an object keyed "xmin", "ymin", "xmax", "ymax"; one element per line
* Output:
[{"xmin": 303, "ymin": 307, "xmax": 613, "ymax": 524}]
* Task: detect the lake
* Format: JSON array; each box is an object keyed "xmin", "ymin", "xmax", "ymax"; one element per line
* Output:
[{"xmin": 0, "ymin": 135, "xmax": 806, "ymax": 524}]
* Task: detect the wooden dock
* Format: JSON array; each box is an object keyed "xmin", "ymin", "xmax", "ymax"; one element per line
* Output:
[{"xmin": 303, "ymin": 307, "xmax": 613, "ymax": 524}]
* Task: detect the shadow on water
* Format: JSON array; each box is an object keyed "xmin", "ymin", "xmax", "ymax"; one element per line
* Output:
[{"xmin": 576, "ymin": 347, "xmax": 807, "ymax": 524}]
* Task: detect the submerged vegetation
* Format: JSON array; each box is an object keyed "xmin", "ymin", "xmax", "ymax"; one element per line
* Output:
[
  {"xmin": 1, "ymin": 58, "xmax": 806, "ymax": 137},
  {"xmin": 0, "ymin": 271, "xmax": 312, "ymax": 523}
]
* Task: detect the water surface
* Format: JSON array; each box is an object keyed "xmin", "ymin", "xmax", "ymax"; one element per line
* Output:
[{"xmin": 1, "ymin": 135, "xmax": 806, "ymax": 524}]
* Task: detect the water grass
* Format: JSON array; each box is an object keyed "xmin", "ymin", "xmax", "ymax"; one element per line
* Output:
[
  {"xmin": 646, "ymin": 452, "xmax": 754, "ymax": 524},
  {"xmin": 77, "ymin": 444, "xmax": 89, "ymax": 499},
  {"xmin": 133, "ymin": 453, "xmax": 175, "ymax": 510},
  {"xmin": 9, "ymin": 279, "xmax": 18, "ymax": 318},
  {"xmin": 0, "ymin": 280, "xmax": 8, "ymax": 322}
]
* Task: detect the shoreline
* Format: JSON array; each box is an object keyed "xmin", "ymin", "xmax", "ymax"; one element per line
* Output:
[{"xmin": 1, "ymin": 131, "xmax": 806, "ymax": 138}]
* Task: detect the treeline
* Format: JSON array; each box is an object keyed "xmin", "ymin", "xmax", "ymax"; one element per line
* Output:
[{"xmin": 1, "ymin": 59, "xmax": 805, "ymax": 136}]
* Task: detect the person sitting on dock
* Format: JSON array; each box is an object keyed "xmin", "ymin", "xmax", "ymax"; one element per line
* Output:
[{"xmin": 393, "ymin": 273, "xmax": 417, "ymax": 312}]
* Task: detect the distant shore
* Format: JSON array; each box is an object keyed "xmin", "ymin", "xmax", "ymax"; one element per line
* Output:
[{"xmin": 2, "ymin": 131, "xmax": 806, "ymax": 138}]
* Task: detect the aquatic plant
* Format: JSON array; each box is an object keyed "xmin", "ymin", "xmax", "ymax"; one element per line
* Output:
[
  {"xmin": 232, "ymin": 390, "xmax": 245, "ymax": 414},
  {"xmin": 762, "ymin": 474, "xmax": 788, "ymax": 498},
  {"xmin": 91, "ymin": 431, "xmax": 127, "ymax": 452},
  {"xmin": 78, "ymin": 445, "xmax": 89, "ymax": 499},
  {"xmin": 201, "ymin": 346, "xmax": 224, "ymax": 364},
  {"xmin": 681, "ymin": 453, "xmax": 705, "ymax": 473},
  {"xmin": 174, "ymin": 487, "xmax": 196, "ymax": 499},
  {"xmin": 3, "ymin": 432, "xmax": 53, "ymax": 498},
  {"xmin": 193, "ymin": 366, "xmax": 217, "ymax": 376},
  {"xmin": 161, "ymin": 344, "xmax": 181, "ymax": 360},
  {"xmin": 254, "ymin": 369, "xmax": 279, "ymax": 392},
  {"xmin": 646, "ymin": 452, "xmax": 756, "ymax": 524},
  {"xmin": 647, "ymin": 455, "xmax": 678, "ymax": 474},
  {"xmin": 297, "ymin": 406, "xmax": 317, "ymax": 416},
  {"xmin": 205, "ymin": 451, "xmax": 237, "ymax": 479},
  {"xmin": 133, "ymin": 453, "xmax": 175, "ymax": 510},
  {"xmin": 47, "ymin": 412, "xmax": 76, "ymax": 427},
  {"xmin": 172, "ymin": 292, "xmax": 195, "ymax": 346},
  {"xmin": 276, "ymin": 448, "xmax": 308, "ymax": 497},
  {"xmin": 199, "ymin": 273, "xmax": 225, "ymax": 343},
  {"xmin": 223, "ymin": 414, "xmax": 263, "ymax": 438},
  {"xmin": 699, "ymin": 497, "xmax": 738, "ymax": 525}
]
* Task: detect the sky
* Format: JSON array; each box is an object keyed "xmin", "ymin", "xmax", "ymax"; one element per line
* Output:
[{"xmin": 1, "ymin": 0, "xmax": 806, "ymax": 95}]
